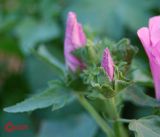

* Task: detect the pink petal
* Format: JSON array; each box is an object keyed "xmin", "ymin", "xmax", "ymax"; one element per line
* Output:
[
  {"xmin": 78, "ymin": 23, "xmax": 86, "ymax": 45},
  {"xmin": 150, "ymin": 41, "xmax": 160, "ymax": 65},
  {"xmin": 137, "ymin": 16, "xmax": 160, "ymax": 100},
  {"xmin": 65, "ymin": 12, "xmax": 77, "ymax": 39},
  {"xmin": 137, "ymin": 27, "xmax": 151, "ymax": 56},
  {"xmin": 71, "ymin": 23, "xmax": 86, "ymax": 48},
  {"xmin": 101, "ymin": 48, "xmax": 114, "ymax": 81},
  {"xmin": 66, "ymin": 55, "xmax": 85, "ymax": 71},
  {"xmin": 149, "ymin": 60, "xmax": 160, "ymax": 99},
  {"xmin": 149, "ymin": 16, "xmax": 160, "ymax": 46}
]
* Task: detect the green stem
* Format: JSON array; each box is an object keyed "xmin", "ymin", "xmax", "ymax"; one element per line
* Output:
[
  {"xmin": 77, "ymin": 95, "xmax": 114, "ymax": 137},
  {"xmin": 109, "ymin": 98, "xmax": 128, "ymax": 137},
  {"xmin": 117, "ymin": 118, "xmax": 133, "ymax": 123}
]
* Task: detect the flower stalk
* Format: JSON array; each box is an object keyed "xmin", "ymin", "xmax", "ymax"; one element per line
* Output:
[
  {"xmin": 77, "ymin": 95, "xmax": 114, "ymax": 137},
  {"xmin": 103, "ymin": 97, "xmax": 128, "ymax": 137}
]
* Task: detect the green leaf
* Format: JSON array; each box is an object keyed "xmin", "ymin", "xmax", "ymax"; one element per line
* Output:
[
  {"xmin": 15, "ymin": 17, "xmax": 60, "ymax": 54},
  {"xmin": 81, "ymin": 66, "xmax": 117, "ymax": 98},
  {"xmin": 4, "ymin": 84, "xmax": 74, "ymax": 113},
  {"xmin": 129, "ymin": 116, "xmax": 160, "ymax": 137},
  {"xmin": 73, "ymin": 40, "xmax": 99, "ymax": 65},
  {"xmin": 100, "ymin": 85, "xmax": 116, "ymax": 98},
  {"xmin": 114, "ymin": 80, "xmax": 131, "ymax": 92},
  {"xmin": 24, "ymin": 55, "xmax": 59, "ymax": 92},
  {"xmin": 122, "ymin": 86, "xmax": 160, "ymax": 107},
  {"xmin": 131, "ymin": 58, "xmax": 153, "ymax": 85},
  {"xmin": 73, "ymin": 38, "xmax": 137, "ymax": 75},
  {"xmin": 113, "ymin": 39, "xmax": 138, "ymax": 67},
  {"xmin": 81, "ymin": 66, "xmax": 111, "ymax": 87},
  {"xmin": 33, "ymin": 45, "xmax": 65, "ymax": 74}
]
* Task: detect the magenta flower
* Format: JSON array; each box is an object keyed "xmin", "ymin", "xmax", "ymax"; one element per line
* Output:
[
  {"xmin": 137, "ymin": 16, "xmax": 160, "ymax": 100},
  {"xmin": 64, "ymin": 11, "xmax": 86, "ymax": 72},
  {"xmin": 101, "ymin": 48, "xmax": 114, "ymax": 81}
]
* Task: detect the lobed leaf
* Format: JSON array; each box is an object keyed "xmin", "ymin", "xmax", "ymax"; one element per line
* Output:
[{"xmin": 129, "ymin": 116, "xmax": 160, "ymax": 137}]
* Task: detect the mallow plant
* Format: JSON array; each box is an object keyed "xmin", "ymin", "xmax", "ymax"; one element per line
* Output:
[{"xmin": 4, "ymin": 12, "xmax": 160, "ymax": 137}]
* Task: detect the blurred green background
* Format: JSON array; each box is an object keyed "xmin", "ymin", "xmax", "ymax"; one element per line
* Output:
[{"xmin": 0, "ymin": 0, "xmax": 160, "ymax": 137}]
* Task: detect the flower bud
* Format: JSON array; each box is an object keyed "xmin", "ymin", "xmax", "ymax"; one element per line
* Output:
[
  {"xmin": 101, "ymin": 48, "xmax": 114, "ymax": 81},
  {"xmin": 64, "ymin": 11, "xmax": 86, "ymax": 72}
]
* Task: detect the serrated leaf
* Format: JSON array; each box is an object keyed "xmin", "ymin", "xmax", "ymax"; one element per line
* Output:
[
  {"xmin": 4, "ymin": 85, "xmax": 74, "ymax": 113},
  {"xmin": 114, "ymin": 80, "xmax": 131, "ymax": 92},
  {"xmin": 122, "ymin": 86, "xmax": 160, "ymax": 107},
  {"xmin": 81, "ymin": 66, "xmax": 116, "ymax": 98},
  {"xmin": 81, "ymin": 66, "xmax": 111, "ymax": 86},
  {"xmin": 129, "ymin": 116, "xmax": 160, "ymax": 137}
]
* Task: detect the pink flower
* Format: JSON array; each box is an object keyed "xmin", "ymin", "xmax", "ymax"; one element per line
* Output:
[
  {"xmin": 101, "ymin": 48, "xmax": 114, "ymax": 81},
  {"xmin": 64, "ymin": 11, "xmax": 86, "ymax": 72},
  {"xmin": 137, "ymin": 16, "xmax": 160, "ymax": 100}
]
